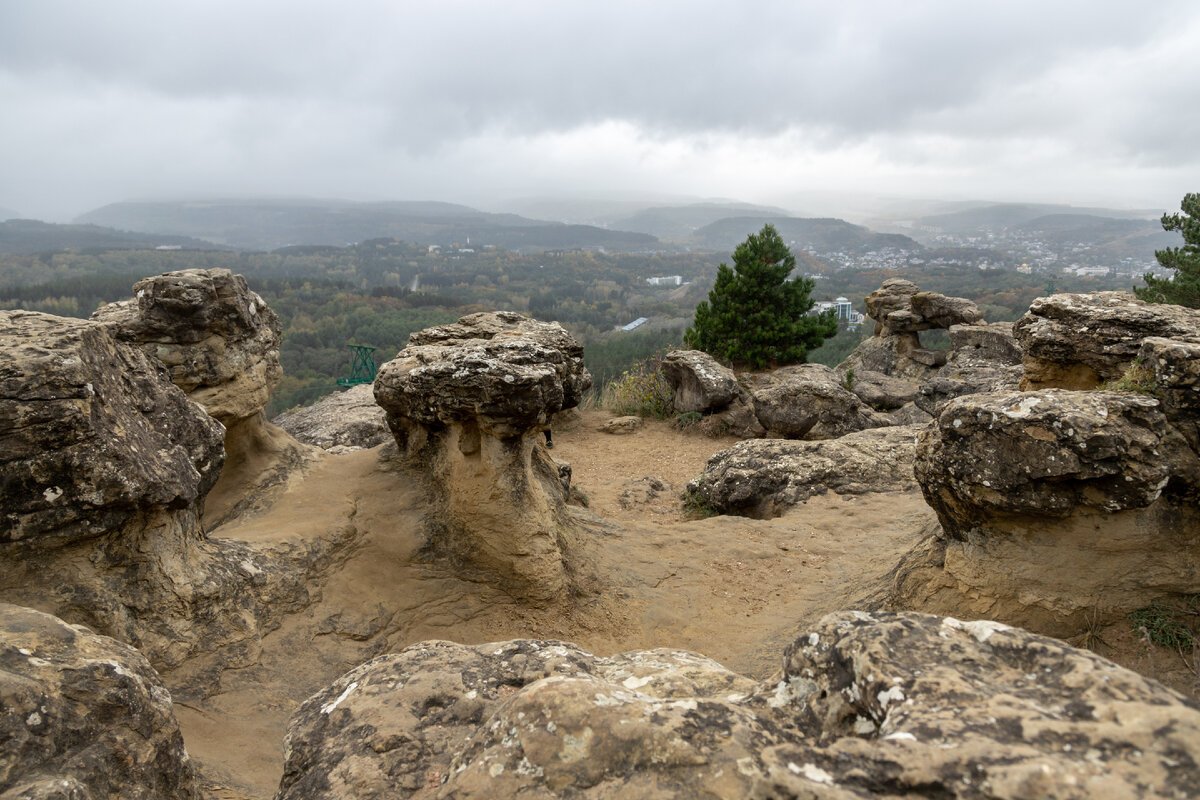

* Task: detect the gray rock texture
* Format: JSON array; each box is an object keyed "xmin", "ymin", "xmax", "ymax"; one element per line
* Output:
[
  {"xmin": 273, "ymin": 383, "xmax": 390, "ymax": 451},
  {"xmin": 747, "ymin": 363, "xmax": 889, "ymax": 440},
  {"xmin": 277, "ymin": 611, "xmax": 1200, "ymax": 800},
  {"xmin": 686, "ymin": 425, "xmax": 924, "ymax": 518},
  {"xmin": 660, "ymin": 349, "xmax": 739, "ymax": 412},
  {"xmin": 0, "ymin": 310, "xmax": 352, "ymax": 699},
  {"xmin": 92, "ymin": 268, "xmax": 282, "ymax": 424},
  {"xmin": 898, "ymin": 389, "xmax": 1200, "ymax": 635},
  {"xmin": 0, "ymin": 603, "xmax": 200, "ymax": 800},
  {"xmin": 1013, "ymin": 291, "xmax": 1200, "ymax": 390},
  {"xmin": 374, "ymin": 311, "xmax": 592, "ymax": 602},
  {"xmin": 846, "ymin": 368, "xmax": 918, "ymax": 411}
]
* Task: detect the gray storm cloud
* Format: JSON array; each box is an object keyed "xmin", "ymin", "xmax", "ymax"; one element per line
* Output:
[{"xmin": 1, "ymin": 0, "xmax": 1197, "ymax": 220}]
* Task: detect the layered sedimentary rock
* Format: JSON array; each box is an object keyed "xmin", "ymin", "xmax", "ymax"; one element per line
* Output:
[
  {"xmin": 93, "ymin": 268, "xmax": 311, "ymax": 524},
  {"xmin": 273, "ymin": 383, "xmax": 390, "ymax": 451},
  {"xmin": 841, "ymin": 278, "xmax": 983, "ymax": 381},
  {"xmin": 0, "ymin": 310, "xmax": 345, "ymax": 698},
  {"xmin": 686, "ymin": 425, "xmax": 924, "ymax": 518},
  {"xmin": 897, "ymin": 389, "xmax": 1200, "ymax": 634},
  {"xmin": 278, "ymin": 611, "xmax": 1200, "ymax": 800},
  {"xmin": 0, "ymin": 603, "xmax": 200, "ymax": 800},
  {"xmin": 373, "ymin": 311, "xmax": 591, "ymax": 602},
  {"xmin": 1014, "ymin": 291, "xmax": 1200, "ymax": 390},
  {"xmin": 914, "ymin": 322, "xmax": 1025, "ymax": 416}
]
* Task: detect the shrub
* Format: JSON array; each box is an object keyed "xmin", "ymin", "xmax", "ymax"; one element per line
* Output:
[
  {"xmin": 1100, "ymin": 359, "xmax": 1158, "ymax": 396},
  {"xmin": 603, "ymin": 352, "xmax": 674, "ymax": 418}
]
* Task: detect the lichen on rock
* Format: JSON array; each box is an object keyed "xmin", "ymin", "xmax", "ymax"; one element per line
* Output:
[{"xmin": 373, "ymin": 311, "xmax": 592, "ymax": 602}]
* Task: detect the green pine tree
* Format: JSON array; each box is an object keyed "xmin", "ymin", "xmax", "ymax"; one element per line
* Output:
[
  {"xmin": 685, "ymin": 224, "xmax": 838, "ymax": 369},
  {"xmin": 1136, "ymin": 192, "xmax": 1200, "ymax": 308}
]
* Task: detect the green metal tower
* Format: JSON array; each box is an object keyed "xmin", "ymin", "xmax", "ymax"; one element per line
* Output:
[{"xmin": 336, "ymin": 344, "xmax": 378, "ymax": 387}]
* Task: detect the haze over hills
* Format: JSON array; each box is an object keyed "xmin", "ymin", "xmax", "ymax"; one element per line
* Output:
[
  {"xmin": 689, "ymin": 216, "xmax": 921, "ymax": 254},
  {"xmin": 0, "ymin": 218, "xmax": 233, "ymax": 255},
  {"xmin": 0, "ymin": 207, "xmax": 19, "ymax": 221},
  {"xmin": 75, "ymin": 199, "xmax": 661, "ymax": 253},
  {"xmin": 912, "ymin": 202, "xmax": 1157, "ymax": 236},
  {"xmin": 605, "ymin": 202, "xmax": 793, "ymax": 241}
]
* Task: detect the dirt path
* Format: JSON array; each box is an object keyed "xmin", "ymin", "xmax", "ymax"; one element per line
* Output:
[{"xmin": 178, "ymin": 411, "xmax": 935, "ymax": 798}]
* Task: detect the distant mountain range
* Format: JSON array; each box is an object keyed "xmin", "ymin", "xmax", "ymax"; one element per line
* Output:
[
  {"xmin": 688, "ymin": 216, "xmax": 921, "ymax": 253},
  {"xmin": 606, "ymin": 202, "xmax": 792, "ymax": 241},
  {"xmin": 75, "ymin": 199, "xmax": 660, "ymax": 252},
  {"xmin": 0, "ymin": 219, "xmax": 229, "ymax": 255},
  {"xmin": 914, "ymin": 203, "xmax": 1157, "ymax": 235}
]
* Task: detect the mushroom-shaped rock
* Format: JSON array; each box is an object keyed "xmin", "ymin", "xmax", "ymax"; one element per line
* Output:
[
  {"xmin": 843, "ymin": 279, "xmax": 983, "ymax": 382},
  {"xmin": 93, "ymin": 268, "xmax": 282, "ymax": 423},
  {"xmin": 660, "ymin": 349, "xmax": 739, "ymax": 412},
  {"xmin": 0, "ymin": 311, "xmax": 328, "ymax": 691},
  {"xmin": 93, "ymin": 268, "xmax": 311, "ymax": 525},
  {"xmin": 1013, "ymin": 291, "xmax": 1200, "ymax": 390},
  {"xmin": 278, "ymin": 612, "xmax": 1200, "ymax": 800},
  {"xmin": 747, "ymin": 363, "xmax": 888, "ymax": 439},
  {"xmin": 900, "ymin": 389, "xmax": 1200, "ymax": 634},
  {"xmin": 0, "ymin": 603, "xmax": 201, "ymax": 800},
  {"xmin": 686, "ymin": 424, "xmax": 924, "ymax": 518},
  {"xmin": 373, "ymin": 312, "xmax": 591, "ymax": 601}
]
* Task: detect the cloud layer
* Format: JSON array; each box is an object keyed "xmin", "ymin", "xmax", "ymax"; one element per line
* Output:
[{"xmin": 2, "ymin": 1, "xmax": 1198, "ymax": 220}]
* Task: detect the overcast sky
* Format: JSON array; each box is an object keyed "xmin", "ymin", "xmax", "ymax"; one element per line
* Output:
[{"xmin": 2, "ymin": 0, "xmax": 1198, "ymax": 222}]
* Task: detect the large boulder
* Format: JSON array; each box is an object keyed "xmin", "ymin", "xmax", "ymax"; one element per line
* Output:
[
  {"xmin": 278, "ymin": 612, "xmax": 1200, "ymax": 800},
  {"xmin": 93, "ymin": 268, "xmax": 312, "ymax": 525},
  {"xmin": 685, "ymin": 425, "xmax": 924, "ymax": 518},
  {"xmin": 660, "ymin": 349, "xmax": 740, "ymax": 413},
  {"xmin": 898, "ymin": 389, "xmax": 1200, "ymax": 634},
  {"xmin": 0, "ymin": 603, "xmax": 200, "ymax": 800},
  {"xmin": 373, "ymin": 311, "xmax": 591, "ymax": 602},
  {"xmin": 846, "ymin": 368, "xmax": 918, "ymax": 411},
  {"xmin": 747, "ymin": 363, "xmax": 888, "ymax": 439},
  {"xmin": 272, "ymin": 383, "xmax": 390, "ymax": 451},
  {"xmin": 0, "ymin": 311, "xmax": 345, "ymax": 698},
  {"xmin": 1141, "ymin": 335, "xmax": 1200, "ymax": 451},
  {"xmin": 913, "ymin": 324, "xmax": 1025, "ymax": 417},
  {"xmin": 1013, "ymin": 291, "xmax": 1200, "ymax": 390},
  {"xmin": 92, "ymin": 268, "xmax": 282, "ymax": 423}
]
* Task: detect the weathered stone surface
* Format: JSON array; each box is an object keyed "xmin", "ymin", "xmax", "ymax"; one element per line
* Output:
[
  {"xmin": 373, "ymin": 312, "xmax": 591, "ymax": 602},
  {"xmin": 0, "ymin": 603, "xmax": 200, "ymax": 800},
  {"xmin": 1014, "ymin": 291, "xmax": 1200, "ymax": 389},
  {"xmin": 686, "ymin": 425, "xmax": 924, "ymax": 518},
  {"xmin": 748, "ymin": 363, "xmax": 888, "ymax": 439},
  {"xmin": 0, "ymin": 311, "xmax": 352, "ymax": 697},
  {"xmin": 660, "ymin": 349, "xmax": 739, "ymax": 412},
  {"xmin": 913, "ymin": 332, "xmax": 1025, "ymax": 417},
  {"xmin": 845, "ymin": 368, "xmax": 918, "ymax": 410},
  {"xmin": 278, "ymin": 612, "xmax": 1200, "ymax": 800},
  {"xmin": 1140, "ymin": 335, "xmax": 1200, "ymax": 452},
  {"xmin": 0, "ymin": 310, "xmax": 223, "ymax": 551},
  {"xmin": 272, "ymin": 383, "xmax": 390, "ymax": 451},
  {"xmin": 901, "ymin": 389, "xmax": 1200, "ymax": 634},
  {"xmin": 947, "ymin": 320, "xmax": 1023, "ymax": 364},
  {"xmin": 600, "ymin": 415, "xmax": 643, "ymax": 434},
  {"xmin": 93, "ymin": 268, "xmax": 282, "ymax": 423}
]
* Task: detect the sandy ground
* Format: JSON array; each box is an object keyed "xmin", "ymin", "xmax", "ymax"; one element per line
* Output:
[{"xmin": 174, "ymin": 409, "xmax": 1196, "ymax": 798}]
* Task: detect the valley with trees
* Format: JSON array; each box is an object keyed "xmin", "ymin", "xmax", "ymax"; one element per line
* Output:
[{"xmin": 0, "ymin": 197, "xmax": 1169, "ymax": 414}]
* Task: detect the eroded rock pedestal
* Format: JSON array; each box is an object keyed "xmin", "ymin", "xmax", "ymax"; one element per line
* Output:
[
  {"xmin": 93, "ymin": 268, "xmax": 310, "ymax": 525},
  {"xmin": 278, "ymin": 611, "xmax": 1200, "ymax": 800},
  {"xmin": 0, "ymin": 309, "xmax": 342, "ymax": 700},
  {"xmin": 374, "ymin": 311, "xmax": 591, "ymax": 602}
]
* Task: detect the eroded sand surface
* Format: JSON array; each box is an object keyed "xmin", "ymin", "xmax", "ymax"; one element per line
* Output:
[{"xmin": 181, "ymin": 410, "xmax": 935, "ymax": 799}]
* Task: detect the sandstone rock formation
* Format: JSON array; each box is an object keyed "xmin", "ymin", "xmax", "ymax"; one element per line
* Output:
[
  {"xmin": 1014, "ymin": 291, "xmax": 1200, "ymax": 390},
  {"xmin": 685, "ymin": 425, "xmax": 924, "ymax": 518},
  {"xmin": 841, "ymin": 278, "xmax": 982, "ymax": 381},
  {"xmin": 913, "ymin": 322, "xmax": 1024, "ymax": 416},
  {"xmin": 272, "ymin": 383, "xmax": 390, "ymax": 451},
  {"xmin": 897, "ymin": 388, "xmax": 1200, "ymax": 634},
  {"xmin": 745, "ymin": 363, "xmax": 889, "ymax": 439},
  {"xmin": 660, "ymin": 349, "xmax": 739, "ymax": 412},
  {"xmin": 373, "ymin": 311, "xmax": 591, "ymax": 602},
  {"xmin": 0, "ymin": 603, "xmax": 199, "ymax": 799},
  {"xmin": 278, "ymin": 611, "xmax": 1200, "ymax": 800},
  {"xmin": 845, "ymin": 368, "xmax": 918, "ymax": 411},
  {"xmin": 92, "ymin": 268, "xmax": 311, "ymax": 525},
  {"xmin": 0, "ymin": 310, "xmax": 349, "ymax": 698}
]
